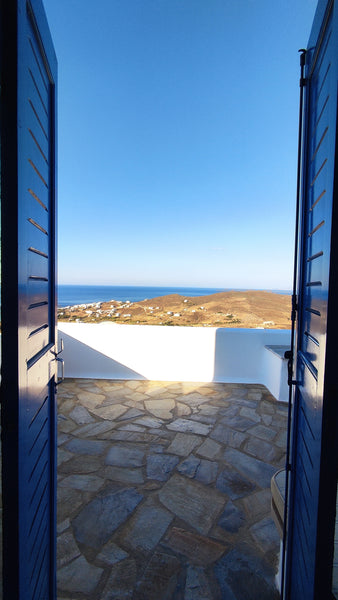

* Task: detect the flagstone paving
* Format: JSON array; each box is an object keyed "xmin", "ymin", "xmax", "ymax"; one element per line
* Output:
[{"xmin": 57, "ymin": 379, "xmax": 287, "ymax": 599}]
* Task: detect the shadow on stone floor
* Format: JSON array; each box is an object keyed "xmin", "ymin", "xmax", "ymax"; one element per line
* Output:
[{"xmin": 57, "ymin": 379, "xmax": 287, "ymax": 600}]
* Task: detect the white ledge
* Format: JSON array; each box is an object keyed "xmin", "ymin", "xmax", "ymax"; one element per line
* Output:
[{"xmin": 58, "ymin": 323, "xmax": 291, "ymax": 402}]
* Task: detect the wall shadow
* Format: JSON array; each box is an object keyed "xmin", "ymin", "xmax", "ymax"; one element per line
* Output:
[{"xmin": 59, "ymin": 331, "xmax": 146, "ymax": 380}]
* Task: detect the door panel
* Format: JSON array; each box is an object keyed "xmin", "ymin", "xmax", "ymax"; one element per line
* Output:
[
  {"xmin": 1, "ymin": 1, "xmax": 57, "ymax": 598},
  {"xmin": 286, "ymin": 1, "xmax": 338, "ymax": 598}
]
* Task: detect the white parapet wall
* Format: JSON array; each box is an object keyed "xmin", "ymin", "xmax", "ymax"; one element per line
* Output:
[{"xmin": 58, "ymin": 323, "xmax": 291, "ymax": 402}]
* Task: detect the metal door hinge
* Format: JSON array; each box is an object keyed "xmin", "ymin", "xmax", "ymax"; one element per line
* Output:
[
  {"xmin": 299, "ymin": 48, "xmax": 307, "ymax": 86},
  {"xmin": 51, "ymin": 339, "xmax": 64, "ymax": 385},
  {"xmin": 51, "ymin": 338, "xmax": 64, "ymax": 358}
]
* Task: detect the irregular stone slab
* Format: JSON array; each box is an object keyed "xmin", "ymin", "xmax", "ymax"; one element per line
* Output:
[
  {"xmin": 68, "ymin": 405, "xmax": 95, "ymax": 424},
  {"xmin": 218, "ymin": 501, "xmax": 246, "ymax": 533},
  {"xmin": 57, "ymin": 518, "xmax": 70, "ymax": 535},
  {"xmin": 149, "ymin": 443, "xmax": 166, "ymax": 453},
  {"xmin": 248, "ymin": 423, "xmax": 277, "ymax": 442},
  {"xmin": 118, "ymin": 423, "xmax": 146, "ymax": 432},
  {"xmin": 117, "ymin": 407, "xmax": 143, "ymax": 421},
  {"xmin": 224, "ymin": 415, "xmax": 257, "ymax": 432},
  {"xmin": 65, "ymin": 438, "xmax": 108, "ymax": 455},
  {"xmin": 101, "ymin": 558, "xmax": 137, "ymax": 600},
  {"xmin": 177, "ymin": 455, "xmax": 200, "ymax": 478},
  {"xmin": 59, "ymin": 474, "xmax": 104, "ymax": 492},
  {"xmin": 109, "ymin": 430, "xmax": 156, "ymax": 442},
  {"xmin": 125, "ymin": 380, "xmax": 141, "ymax": 389},
  {"xmin": 147, "ymin": 453, "xmax": 180, "ymax": 481},
  {"xmin": 144, "ymin": 398, "xmax": 175, "ymax": 419},
  {"xmin": 260, "ymin": 400, "xmax": 275, "ymax": 415},
  {"xmin": 104, "ymin": 466, "xmax": 144, "ymax": 484},
  {"xmin": 57, "ymin": 487, "xmax": 83, "ymax": 522},
  {"xmin": 134, "ymin": 416, "xmax": 164, "ymax": 428},
  {"xmin": 123, "ymin": 502, "xmax": 173, "ymax": 551},
  {"xmin": 77, "ymin": 391, "xmax": 105, "ymax": 409},
  {"xmin": 236, "ymin": 398, "xmax": 259, "ymax": 408},
  {"xmin": 179, "ymin": 393, "xmax": 211, "ymax": 407},
  {"xmin": 141, "ymin": 481, "xmax": 162, "ymax": 491},
  {"xmin": 185, "ymin": 565, "xmax": 214, "ymax": 600},
  {"xmin": 99, "ymin": 394, "xmax": 128, "ymax": 407},
  {"xmin": 218, "ymin": 405, "xmax": 239, "ymax": 417},
  {"xmin": 144, "ymin": 384, "xmax": 171, "ymax": 396},
  {"xmin": 271, "ymin": 415, "xmax": 288, "ymax": 430},
  {"xmin": 242, "ymin": 489, "xmax": 271, "ymax": 521},
  {"xmin": 198, "ymin": 386, "xmax": 219, "ymax": 396},
  {"xmin": 59, "ymin": 455, "xmax": 102, "ymax": 475},
  {"xmin": 167, "ymin": 418, "xmax": 211, "ymax": 436},
  {"xmin": 159, "ymin": 474, "xmax": 226, "ymax": 535},
  {"xmin": 98, "ymin": 386, "xmax": 124, "ymax": 399},
  {"xmin": 196, "ymin": 459, "xmax": 218, "ymax": 484},
  {"xmin": 190, "ymin": 413, "xmax": 217, "ymax": 425},
  {"xmin": 167, "ymin": 433, "xmax": 202, "ymax": 456},
  {"xmin": 58, "ymin": 555, "xmax": 103, "ymax": 595},
  {"xmin": 216, "ymin": 467, "xmax": 256, "ymax": 500},
  {"xmin": 176, "ymin": 402, "xmax": 191, "ymax": 416},
  {"xmin": 57, "ymin": 448, "xmax": 73, "ymax": 467},
  {"xmin": 250, "ymin": 517, "xmax": 280, "ymax": 553},
  {"xmin": 105, "ymin": 445, "xmax": 145, "ymax": 467},
  {"xmin": 244, "ymin": 437, "xmax": 281, "ymax": 463},
  {"xmin": 58, "ymin": 417, "xmax": 77, "ymax": 433},
  {"xmin": 199, "ymin": 405, "xmax": 220, "ymax": 415},
  {"xmin": 96, "ymin": 540, "xmax": 129, "ymax": 565},
  {"xmin": 57, "ymin": 433, "xmax": 71, "ymax": 446},
  {"xmin": 59, "ymin": 392, "xmax": 76, "ymax": 402},
  {"xmin": 126, "ymin": 391, "xmax": 149, "ymax": 401},
  {"xmin": 73, "ymin": 488, "xmax": 143, "ymax": 549},
  {"xmin": 57, "ymin": 531, "xmax": 81, "ymax": 568},
  {"xmin": 213, "ymin": 545, "xmax": 279, "ymax": 600},
  {"xmin": 275, "ymin": 429, "xmax": 288, "ymax": 448},
  {"xmin": 149, "ymin": 428, "xmax": 174, "ymax": 439},
  {"xmin": 134, "ymin": 552, "xmax": 180, "ymax": 599},
  {"xmin": 164, "ymin": 527, "xmax": 226, "ymax": 565},
  {"xmin": 99, "ymin": 382, "xmax": 126, "ymax": 391},
  {"xmin": 224, "ymin": 448, "xmax": 276, "ymax": 488},
  {"xmin": 197, "ymin": 438, "xmax": 221, "ymax": 459},
  {"xmin": 239, "ymin": 406, "xmax": 261, "ymax": 423},
  {"xmin": 210, "ymin": 425, "xmax": 246, "ymax": 448},
  {"xmin": 77, "ymin": 384, "xmax": 104, "ymax": 394},
  {"xmin": 248, "ymin": 391, "xmax": 263, "ymax": 401},
  {"xmin": 73, "ymin": 421, "xmax": 116, "ymax": 438},
  {"xmin": 90, "ymin": 403, "xmax": 128, "ymax": 421},
  {"xmin": 180, "ymin": 383, "xmax": 202, "ymax": 393}
]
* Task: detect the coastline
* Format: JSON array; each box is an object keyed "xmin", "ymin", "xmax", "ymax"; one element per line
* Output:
[{"xmin": 57, "ymin": 284, "xmax": 291, "ymax": 308}]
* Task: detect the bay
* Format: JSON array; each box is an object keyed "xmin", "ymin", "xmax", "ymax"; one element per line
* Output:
[{"xmin": 57, "ymin": 285, "xmax": 290, "ymax": 308}]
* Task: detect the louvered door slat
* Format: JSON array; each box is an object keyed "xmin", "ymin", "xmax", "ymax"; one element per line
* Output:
[{"xmin": 27, "ymin": 195, "xmax": 49, "ymax": 233}]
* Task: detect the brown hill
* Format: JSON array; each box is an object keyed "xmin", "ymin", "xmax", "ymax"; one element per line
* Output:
[{"xmin": 58, "ymin": 290, "xmax": 291, "ymax": 329}]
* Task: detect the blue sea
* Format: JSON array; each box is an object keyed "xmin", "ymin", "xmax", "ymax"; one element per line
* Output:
[{"xmin": 57, "ymin": 285, "xmax": 291, "ymax": 308}]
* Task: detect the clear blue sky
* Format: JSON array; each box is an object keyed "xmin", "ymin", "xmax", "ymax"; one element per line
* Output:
[{"xmin": 43, "ymin": 0, "xmax": 318, "ymax": 289}]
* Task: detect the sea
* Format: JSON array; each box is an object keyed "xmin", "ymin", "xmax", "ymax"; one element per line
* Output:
[{"xmin": 57, "ymin": 284, "xmax": 291, "ymax": 308}]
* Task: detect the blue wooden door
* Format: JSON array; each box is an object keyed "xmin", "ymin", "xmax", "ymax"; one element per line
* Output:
[
  {"xmin": 1, "ymin": 1, "xmax": 58, "ymax": 598},
  {"xmin": 286, "ymin": 1, "xmax": 338, "ymax": 598}
]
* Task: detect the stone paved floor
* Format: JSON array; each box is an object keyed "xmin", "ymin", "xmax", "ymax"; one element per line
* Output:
[{"xmin": 57, "ymin": 379, "xmax": 287, "ymax": 600}]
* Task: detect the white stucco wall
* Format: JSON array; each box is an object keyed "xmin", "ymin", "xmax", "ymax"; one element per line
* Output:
[{"xmin": 57, "ymin": 323, "xmax": 290, "ymax": 401}]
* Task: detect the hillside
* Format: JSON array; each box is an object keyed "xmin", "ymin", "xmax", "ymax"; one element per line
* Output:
[{"xmin": 58, "ymin": 290, "xmax": 291, "ymax": 329}]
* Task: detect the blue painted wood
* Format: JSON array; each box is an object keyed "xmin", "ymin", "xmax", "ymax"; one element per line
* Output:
[
  {"xmin": 1, "ymin": 1, "xmax": 57, "ymax": 597},
  {"xmin": 286, "ymin": 1, "xmax": 338, "ymax": 598}
]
